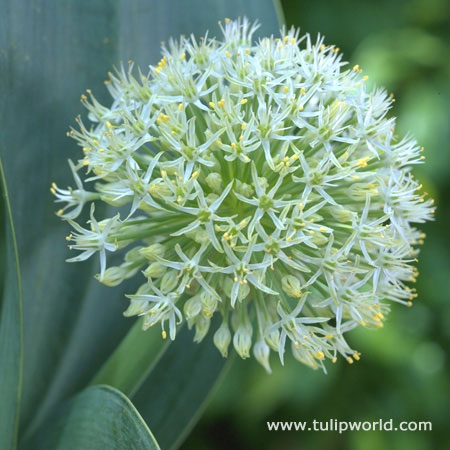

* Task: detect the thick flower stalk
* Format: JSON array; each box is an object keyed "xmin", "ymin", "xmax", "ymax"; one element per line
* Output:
[{"xmin": 53, "ymin": 18, "xmax": 434, "ymax": 372}]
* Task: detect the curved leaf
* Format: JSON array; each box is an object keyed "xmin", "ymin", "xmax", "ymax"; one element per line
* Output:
[
  {"xmin": 22, "ymin": 385, "xmax": 160, "ymax": 450},
  {"xmin": 0, "ymin": 158, "xmax": 23, "ymax": 450}
]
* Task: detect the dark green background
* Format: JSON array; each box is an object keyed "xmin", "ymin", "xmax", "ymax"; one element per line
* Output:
[{"xmin": 185, "ymin": 0, "xmax": 450, "ymax": 449}]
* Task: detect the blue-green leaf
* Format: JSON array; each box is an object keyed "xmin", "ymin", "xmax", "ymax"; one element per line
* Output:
[
  {"xmin": 0, "ymin": 158, "xmax": 23, "ymax": 450},
  {"xmin": 22, "ymin": 385, "xmax": 160, "ymax": 450}
]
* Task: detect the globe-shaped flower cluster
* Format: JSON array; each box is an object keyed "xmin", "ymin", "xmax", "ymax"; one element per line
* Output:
[{"xmin": 53, "ymin": 18, "xmax": 434, "ymax": 372}]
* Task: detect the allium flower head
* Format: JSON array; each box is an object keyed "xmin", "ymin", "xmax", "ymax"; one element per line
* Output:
[{"xmin": 53, "ymin": 18, "xmax": 434, "ymax": 372}]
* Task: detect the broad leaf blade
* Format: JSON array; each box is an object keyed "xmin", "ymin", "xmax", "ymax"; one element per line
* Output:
[
  {"xmin": 132, "ymin": 326, "xmax": 232, "ymax": 450},
  {"xmin": 0, "ymin": 158, "xmax": 23, "ymax": 450},
  {"xmin": 23, "ymin": 385, "xmax": 160, "ymax": 450}
]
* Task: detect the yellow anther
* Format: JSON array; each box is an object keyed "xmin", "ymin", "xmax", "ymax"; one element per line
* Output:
[
  {"xmin": 82, "ymin": 160, "xmax": 89, "ymax": 166},
  {"xmin": 298, "ymin": 202, "xmax": 303, "ymax": 211},
  {"xmin": 363, "ymin": 75, "xmax": 369, "ymax": 81},
  {"xmin": 231, "ymin": 142, "xmax": 236, "ymax": 149},
  {"xmin": 224, "ymin": 17, "xmax": 231, "ymax": 23},
  {"xmin": 283, "ymin": 86, "xmax": 289, "ymax": 93},
  {"xmin": 320, "ymin": 44, "xmax": 326, "ymax": 51},
  {"xmin": 298, "ymin": 105, "xmax": 304, "ymax": 111},
  {"xmin": 57, "ymin": 209, "xmax": 64, "ymax": 216},
  {"xmin": 161, "ymin": 330, "xmax": 167, "ymax": 339},
  {"xmin": 234, "ymin": 277, "xmax": 238, "ymax": 283},
  {"xmin": 375, "ymin": 322, "xmax": 384, "ymax": 328},
  {"xmin": 326, "ymin": 334, "xmax": 333, "ymax": 339},
  {"xmin": 353, "ymin": 352, "xmax": 360, "ymax": 361},
  {"xmin": 215, "ymin": 225, "xmax": 221, "ymax": 232},
  {"xmin": 286, "ymin": 236, "xmax": 292, "ymax": 242},
  {"xmin": 105, "ymin": 121, "xmax": 112, "ymax": 128},
  {"xmin": 180, "ymin": 52, "xmax": 186, "ymax": 60},
  {"xmin": 407, "ymin": 301, "xmax": 413, "ymax": 307},
  {"xmin": 316, "ymin": 351, "xmax": 325, "ymax": 359},
  {"xmin": 241, "ymin": 122, "xmax": 246, "ymax": 130},
  {"xmin": 319, "ymin": 226, "xmax": 327, "ymax": 233},
  {"xmin": 161, "ymin": 170, "xmax": 167, "ymax": 177},
  {"xmin": 178, "ymin": 103, "xmax": 184, "ymax": 110},
  {"xmin": 218, "ymin": 98, "xmax": 225, "ymax": 107},
  {"xmin": 68, "ymin": 245, "xmax": 73, "ymax": 250},
  {"xmin": 192, "ymin": 171, "xmax": 199, "ymax": 178},
  {"xmin": 240, "ymin": 220, "xmax": 247, "ymax": 227},
  {"xmin": 243, "ymin": 155, "xmax": 250, "ymax": 162},
  {"xmin": 98, "ymin": 148, "xmax": 105, "ymax": 152},
  {"xmin": 80, "ymin": 94, "xmax": 87, "ymax": 101},
  {"xmin": 239, "ymin": 135, "xmax": 244, "ymax": 142},
  {"xmin": 50, "ymin": 187, "xmax": 56, "ymax": 195},
  {"xmin": 332, "ymin": 357, "xmax": 337, "ymax": 363},
  {"xmin": 292, "ymin": 154, "xmax": 299, "ymax": 161},
  {"xmin": 208, "ymin": 102, "xmax": 215, "ymax": 108},
  {"xmin": 353, "ymin": 64, "xmax": 360, "ymax": 71},
  {"xmin": 356, "ymin": 156, "xmax": 370, "ymax": 168},
  {"xmin": 240, "ymin": 98, "xmax": 248, "ymax": 104},
  {"xmin": 225, "ymin": 51, "xmax": 231, "ymax": 58},
  {"xmin": 346, "ymin": 356, "xmax": 354, "ymax": 364},
  {"xmin": 290, "ymin": 38, "xmax": 296, "ymax": 44},
  {"xmin": 333, "ymin": 47, "xmax": 340, "ymax": 53},
  {"xmin": 355, "ymin": 82, "xmax": 361, "ymax": 87},
  {"xmin": 300, "ymin": 87, "xmax": 306, "ymax": 95},
  {"xmin": 245, "ymin": 48, "xmax": 251, "ymax": 55},
  {"xmin": 65, "ymin": 234, "xmax": 72, "ymax": 241},
  {"xmin": 93, "ymin": 139, "xmax": 98, "ymax": 146},
  {"xmin": 216, "ymin": 140, "xmax": 222, "ymax": 146},
  {"xmin": 309, "ymin": 230, "xmax": 315, "ymax": 235}
]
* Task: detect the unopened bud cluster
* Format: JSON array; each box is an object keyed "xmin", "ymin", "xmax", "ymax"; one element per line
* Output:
[{"xmin": 53, "ymin": 18, "xmax": 433, "ymax": 372}]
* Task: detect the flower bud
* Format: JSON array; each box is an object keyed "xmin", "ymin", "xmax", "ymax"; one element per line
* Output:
[
  {"xmin": 184, "ymin": 295, "xmax": 202, "ymax": 319},
  {"xmin": 234, "ymin": 179, "xmax": 253, "ymax": 197},
  {"xmin": 253, "ymin": 339, "xmax": 272, "ymax": 373},
  {"xmin": 193, "ymin": 314, "xmax": 211, "ymax": 343},
  {"xmin": 205, "ymin": 172, "xmax": 223, "ymax": 193},
  {"xmin": 213, "ymin": 322, "xmax": 232, "ymax": 357},
  {"xmin": 281, "ymin": 275, "xmax": 302, "ymax": 298},
  {"xmin": 310, "ymin": 232, "xmax": 328, "ymax": 246},
  {"xmin": 139, "ymin": 243, "xmax": 166, "ymax": 261},
  {"xmin": 97, "ymin": 266, "xmax": 126, "ymax": 286},
  {"xmin": 233, "ymin": 324, "xmax": 252, "ymax": 359},
  {"xmin": 123, "ymin": 298, "xmax": 148, "ymax": 317},
  {"xmin": 124, "ymin": 246, "xmax": 144, "ymax": 262},
  {"xmin": 143, "ymin": 262, "xmax": 166, "ymax": 278},
  {"xmin": 160, "ymin": 270, "xmax": 178, "ymax": 293},
  {"xmin": 200, "ymin": 291, "xmax": 218, "ymax": 317},
  {"xmin": 206, "ymin": 193, "xmax": 219, "ymax": 205},
  {"xmin": 265, "ymin": 329, "xmax": 280, "ymax": 351}
]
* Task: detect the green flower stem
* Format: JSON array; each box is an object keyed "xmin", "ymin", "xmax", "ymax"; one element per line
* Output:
[{"xmin": 90, "ymin": 317, "xmax": 172, "ymax": 397}]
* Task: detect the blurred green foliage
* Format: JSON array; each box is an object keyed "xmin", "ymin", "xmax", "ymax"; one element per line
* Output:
[{"xmin": 185, "ymin": 0, "xmax": 450, "ymax": 448}]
